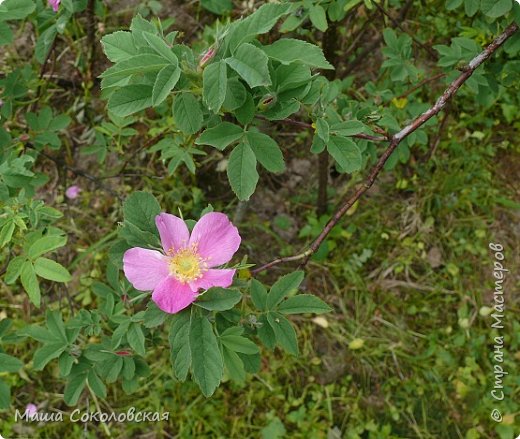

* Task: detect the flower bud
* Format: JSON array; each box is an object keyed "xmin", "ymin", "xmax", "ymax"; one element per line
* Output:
[
  {"xmin": 199, "ymin": 47, "xmax": 216, "ymax": 68},
  {"xmin": 257, "ymin": 93, "xmax": 277, "ymax": 111}
]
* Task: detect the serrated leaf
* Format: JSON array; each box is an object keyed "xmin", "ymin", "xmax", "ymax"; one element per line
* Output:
[
  {"xmin": 327, "ymin": 136, "xmax": 362, "ymax": 173},
  {"xmin": 100, "ymin": 54, "xmax": 169, "ymax": 79},
  {"xmin": 250, "ymin": 279, "xmax": 267, "ymax": 311},
  {"xmin": 127, "ymin": 323, "xmax": 146, "ymax": 356},
  {"xmin": 169, "ymin": 310, "xmax": 191, "ymax": 381},
  {"xmin": 33, "ymin": 342, "xmax": 66, "ymax": 370},
  {"xmin": 5, "ymin": 256, "xmax": 25, "ymax": 284},
  {"xmin": 309, "ymin": 5, "xmax": 328, "ymax": 32},
  {"xmin": 222, "ymin": 346, "xmax": 246, "ymax": 383},
  {"xmin": 64, "ymin": 372, "xmax": 87, "ymax": 406},
  {"xmin": 108, "ymin": 85, "xmax": 153, "ymax": 117},
  {"xmin": 480, "ymin": 0, "xmax": 512, "ymax": 17},
  {"xmin": 123, "ymin": 191, "xmax": 161, "ymax": 235},
  {"xmin": 172, "ymin": 93, "xmax": 203, "ymax": 134},
  {"xmin": 0, "ymin": 353, "xmax": 23, "ymax": 372},
  {"xmin": 227, "ymin": 142, "xmax": 259, "ymax": 201},
  {"xmin": 20, "ymin": 261, "xmax": 40, "ymax": 307},
  {"xmin": 142, "ymin": 31, "xmax": 178, "ymax": 63},
  {"xmin": 189, "ymin": 315, "xmax": 223, "ymax": 397},
  {"xmin": 220, "ymin": 334, "xmax": 259, "ymax": 354},
  {"xmin": 226, "ymin": 43, "xmax": 271, "ymax": 88},
  {"xmin": 315, "ymin": 118, "xmax": 329, "ymax": 143},
  {"xmin": 101, "ymin": 31, "xmax": 138, "ymax": 62},
  {"xmin": 203, "ymin": 60, "xmax": 228, "ymax": 112},
  {"xmin": 28, "ymin": 235, "xmax": 67, "ymax": 259},
  {"xmin": 278, "ymin": 294, "xmax": 332, "ymax": 314},
  {"xmin": 87, "ymin": 369, "xmax": 107, "ymax": 398},
  {"xmin": 245, "ymin": 132, "xmax": 285, "ymax": 173},
  {"xmin": 0, "ymin": 0, "xmax": 35, "ymax": 20},
  {"xmin": 0, "ymin": 379, "xmax": 10, "ymax": 409},
  {"xmin": 34, "ymin": 257, "xmax": 71, "ymax": 283},
  {"xmin": 152, "ymin": 64, "xmax": 181, "ymax": 106},
  {"xmin": 266, "ymin": 271, "xmax": 304, "ymax": 310},
  {"xmin": 267, "ymin": 312, "xmax": 299, "ymax": 355},
  {"xmin": 196, "ymin": 122, "xmax": 244, "ymax": 151},
  {"xmin": 195, "ymin": 288, "xmax": 242, "ymax": 311},
  {"xmin": 263, "ymin": 38, "xmax": 334, "ymax": 69}
]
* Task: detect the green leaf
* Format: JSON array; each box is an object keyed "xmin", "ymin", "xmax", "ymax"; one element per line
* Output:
[
  {"xmin": 0, "ymin": 379, "xmax": 10, "ymax": 409},
  {"xmin": 228, "ymin": 3, "xmax": 290, "ymax": 51},
  {"xmin": 0, "ymin": 219, "xmax": 14, "ymax": 247},
  {"xmin": 100, "ymin": 54, "xmax": 169, "ymax": 80},
  {"xmin": 227, "ymin": 142, "xmax": 259, "ymax": 201},
  {"xmin": 5, "ymin": 256, "xmax": 25, "ymax": 284},
  {"xmin": 0, "ymin": 0, "xmax": 35, "ymax": 20},
  {"xmin": 127, "ymin": 323, "xmax": 146, "ymax": 356},
  {"xmin": 87, "ymin": 369, "xmax": 107, "ymax": 398},
  {"xmin": 20, "ymin": 260, "xmax": 40, "ymax": 307},
  {"xmin": 122, "ymin": 357, "xmax": 135, "ymax": 380},
  {"xmin": 108, "ymin": 85, "xmax": 153, "ymax": 117},
  {"xmin": 196, "ymin": 122, "xmax": 244, "ymax": 151},
  {"xmin": 267, "ymin": 312, "xmax": 299, "ymax": 355},
  {"xmin": 143, "ymin": 303, "xmax": 167, "ymax": 328},
  {"xmin": 201, "ymin": 0, "xmax": 233, "ymax": 15},
  {"xmin": 101, "ymin": 31, "xmax": 139, "ymax": 62},
  {"xmin": 220, "ymin": 333, "xmax": 259, "ymax": 355},
  {"xmin": 222, "ymin": 346, "xmax": 246, "ymax": 383},
  {"xmin": 278, "ymin": 294, "xmax": 332, "ymax": 314},
  {"xmin": 263, "ymin": 39, "xmax": 334, "ymax": 69},
  {"xmin": 142, "ymin": 31, "xmax": 178, "ymax": 64},
  {"xmin": 0, "ymin": 22, "xmax": 13, "ymax": 46},
  {"xmin": 446, "ymin": 0, "xmax": 463, "ymax": 10},
  {"xmin": 309, "ymin": 5, "xmax": 328, "ymax": 32},
  {"xmin": 33, "ymin": 342, "xmax": 66, "ymax": 370},
  {"xmin": 169, "ymin": 310, "xmax": 191, "ymax": 381},
  {"xmin": 64, "ymin": 372, "xmax": 87, "ymax": 406},
  {"xmin": 266, "ymin": 271, "xmax": 304, "ymax": 310},
  {"xmin": 464, "ymin": 0, "xmax": 480, "ymax": 16},
  {"xmin": 152, "ymin": 64, "xmax": 181, "ymax": 106},
  {"xmin": 250, "ymin": 279, "xmax": 267, "ymax": 311},
  {"xmin": 0, "ymin": 353, "xmax": 23, "ymax": 372},
  {"xmin": 226, "ymin": 43, "xmax": 271, "ymax": 88},
  {"xmin": 123, "ymin": 191, "xmax": 161, "ymax": 235},
  {"xmin": 223, "ymin": 78, "xmax": 247, "ymax": 111},
  {"xmin": 315, "ymin": 118, "xmax": 329, "ymax": 143},
  {"xmin": 172, "ymin": 93, "xmax": 204, "ymax": 134},
  {"xmin": 46, "ymin": 310, "xmax": 67, "ymax": 341},
  {"xmin": 34, "ymin": 257, "xmax": 72, "ymax": 283},
  {"xmin": 480, "ymin": 0, "xmax": 512, "ymax": 17},
  {"xmin": 59, "ymin": 353, "xmax": 74, "ymax": 377},
  {"xmin": 189, "ymin": 315, "xmax": 223, "ymax": 397},
  {"xmin": 203, "ymin": 60, "xmax": 227, "ymax": 112},
  {"xmin": 327, "ymin": 136, "xmax": 362, "ymax": 173},
  {"xmin": 195, "ymin": 288, "xmax": 242, "ymax": 311},
  {"xmin": 330, "ymin": 120, "xmax": 366, "ymax": 136},
  {"xmin": 257, "ymin": 314, "xmax": 276, "ymax": 349},
  {"xmin": 245, "ymin": 132, "xmax": 285, "ymax": 173},
  {"xmin": 28, "ymin": 235, "xmax": 67, "ymax": 259}
]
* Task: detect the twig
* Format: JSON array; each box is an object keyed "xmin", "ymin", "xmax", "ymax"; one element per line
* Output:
[
  {"xmin": 251, "ymin": 23, "xmax": 519, "ymax": 275},
  {"xmin": 23, "ymin": 142, "xmax": 122, "ymax": 201},
  {"xmin": 396, "ymin": 72, "xmax": 447, "ymax": 100}
]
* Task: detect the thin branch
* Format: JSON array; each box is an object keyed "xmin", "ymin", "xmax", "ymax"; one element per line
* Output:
[
  {"xmin": 252, "ymin": 23, "xmax": 519, "ymax": 276},
  {"xmin": 424, "ymin": 105, "xmax": 450, "ymax": 161},
  {"xmin": 396, "ymin": 72, "xmax": 447, "ymax": 100}
]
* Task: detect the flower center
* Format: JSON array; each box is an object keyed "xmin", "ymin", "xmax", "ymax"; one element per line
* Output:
[{"xmin": 168, "ymin": 246, "xmax": 207, "ymax": 283}]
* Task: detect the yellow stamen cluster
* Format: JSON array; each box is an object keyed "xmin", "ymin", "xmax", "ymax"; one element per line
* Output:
[{"xmin": 168, "ymin": 244, "xmax": 207, "ymax": 284}]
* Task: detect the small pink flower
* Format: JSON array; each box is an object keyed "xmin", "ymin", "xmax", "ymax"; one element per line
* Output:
[
  {"xmin": 48, "ymin": 0, "xmax": 60, "ymax": 12},
  {"xmin": 25, "ymin": 403, "xmax": 38, "ymax": 417},
  {"xmin": 65, "ymin": 185, "xmax": 81, "ymax": 199},
  {"xmin": 123, "ymin": 212, "xmax": 241, "ymax": 314},
  {"xmin": 199, "ymin": 47, "xmax": 216, "ymax": 68}
]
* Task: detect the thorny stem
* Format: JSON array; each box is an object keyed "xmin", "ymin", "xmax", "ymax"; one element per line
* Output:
[{"xmin": 251, "ymin": 23, "xmax": 519, "ymax": 276}]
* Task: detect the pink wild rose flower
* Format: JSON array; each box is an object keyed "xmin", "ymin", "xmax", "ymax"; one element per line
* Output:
[
  {"xmin": 25, "ymin": 403, "xmax": 38, "ymax": 417},
  {"xmin": 123, "ymin": 212, "xmax": 241, "ymax": 314},
  {"xmin": 48, "ymin": 0, "xmax": 60, "ymax": 12}
]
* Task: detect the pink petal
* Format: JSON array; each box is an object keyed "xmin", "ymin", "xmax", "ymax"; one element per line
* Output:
[
  {"xmin": 189, "ymin": 269, "xmax": 236, "ymax": 291},
  {"xmin": 152, "ymin": 276, "xmax": 197, "ymax": 314},
  {"xmin": 123, "ymin": 248, "xmax": 169, "ymax": 291},
  {"xmin": 189, "ymin": 213, "xmax": 241, "ymax": 267},
  {"xmin": 155, "ymin": 213, "xmax": 190, "ymax": 253}
]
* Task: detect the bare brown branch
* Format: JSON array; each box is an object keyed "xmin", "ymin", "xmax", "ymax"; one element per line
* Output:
[{"xmin": 252, "ymin": 23, "xmax": 519, "ymax": 276}]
